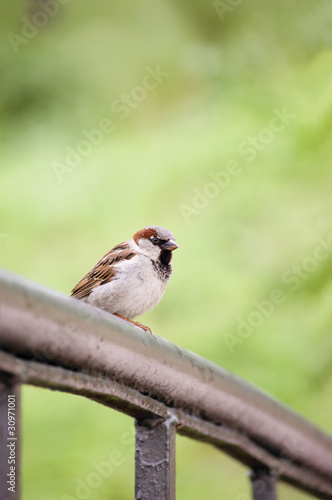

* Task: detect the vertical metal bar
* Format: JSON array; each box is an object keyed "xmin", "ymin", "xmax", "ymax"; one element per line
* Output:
[
  {"xmin": 135, "ymin": 415, "xmax": 177, "ymax": 500},
  {"xmin": 250, "ymin": 467, "xmax": 277, "ymax": 500},
  {"xmin": 0, "ymin": 373, "xmax": 20, "ymax": 500}
]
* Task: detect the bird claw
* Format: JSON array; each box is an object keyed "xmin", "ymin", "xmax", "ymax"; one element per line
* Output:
[
  {"xmin": 132, "ymin": 321, "xmax": 152, "ymax": 333},
  {"xmin": 113, "ymin": 314, "xmax": 152, "ymax": 333}
]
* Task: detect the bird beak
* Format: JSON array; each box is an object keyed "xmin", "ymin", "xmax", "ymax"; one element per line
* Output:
[{"xmin": 161, "ymin": 239, "xmax": 178, "ymax": 251}]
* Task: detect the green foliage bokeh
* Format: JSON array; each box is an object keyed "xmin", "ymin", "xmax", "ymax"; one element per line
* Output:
[{"xmin": 1, "ymin": 1, "xmax": 331, "ymax": 499}]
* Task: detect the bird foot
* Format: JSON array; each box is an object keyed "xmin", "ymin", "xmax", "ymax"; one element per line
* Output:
[{"xmin": 113, "ymin": 314, "xmax": 152, "ymax": 333}]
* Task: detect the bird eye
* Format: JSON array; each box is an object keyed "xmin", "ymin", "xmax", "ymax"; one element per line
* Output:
[{"xmin": 151, "ymin": 236, "xmax": 160, "ymax": 244}]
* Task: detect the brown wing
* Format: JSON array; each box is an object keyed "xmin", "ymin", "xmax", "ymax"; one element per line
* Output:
[{"xmin": 70, "ymin": 243, "xmax": 135, "ymax": 300}]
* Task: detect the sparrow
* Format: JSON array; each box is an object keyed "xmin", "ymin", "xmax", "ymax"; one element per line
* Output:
[{"xmin": 71, "ymin": 226, "xmax": 178, "ymax": 332}]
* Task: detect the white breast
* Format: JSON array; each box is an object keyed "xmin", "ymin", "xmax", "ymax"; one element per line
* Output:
[{"xmin": 87, "ymin": 254, "xmax": 170, "ymax": 319}]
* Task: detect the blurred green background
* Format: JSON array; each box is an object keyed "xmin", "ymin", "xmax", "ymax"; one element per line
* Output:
[{"xmin": 1, "ymin": 0, "xmax": 332, "ymax": 498}]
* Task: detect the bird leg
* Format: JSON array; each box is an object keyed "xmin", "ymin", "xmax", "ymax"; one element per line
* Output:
[{"xmin": 113, "ymin": 313, "xmax": 152, "ymax": 333}]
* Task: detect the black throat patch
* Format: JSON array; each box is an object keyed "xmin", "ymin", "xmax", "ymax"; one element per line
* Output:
[{"xmin": 152, "ymin": 250, "xmax": 172, "ymax": 281}]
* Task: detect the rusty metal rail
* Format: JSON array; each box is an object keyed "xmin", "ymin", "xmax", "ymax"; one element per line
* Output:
[{"xmin": 0, "ymin": 269, "xmax": 331, "ymax": 500}]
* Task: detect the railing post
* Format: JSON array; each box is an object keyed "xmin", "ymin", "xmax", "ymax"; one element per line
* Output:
[
  {"xmin": 250, "ymin": 467, "xmax": 277, "ymax": 500},
  {"xmin": 135, "ymin": 415, "xmax": 177, "ymax": 500},
  {"xmin": 0, "ymin": 373, "xmax": 20, "ymax": 500}
]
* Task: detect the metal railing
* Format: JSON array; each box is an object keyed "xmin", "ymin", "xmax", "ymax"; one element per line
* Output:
[{"xmin": 0, "ymin": 269, "xmax": 331, "ymax": 500}]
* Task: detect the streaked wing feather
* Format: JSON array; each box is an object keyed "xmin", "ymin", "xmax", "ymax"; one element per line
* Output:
[{"xmin": 71, "ymin": 245, "xmax": 135, "ymax": 300}]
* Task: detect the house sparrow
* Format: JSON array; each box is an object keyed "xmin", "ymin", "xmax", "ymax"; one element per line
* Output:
[{"xmin": 71, "ymin": 226, "xmax": 178, "ymax": 332}]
